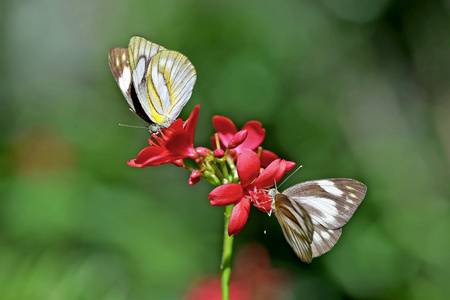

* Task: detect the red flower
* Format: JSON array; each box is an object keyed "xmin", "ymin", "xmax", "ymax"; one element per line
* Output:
[
  {"xmin": 127, "ymin": 105, "xmax": 200, "ymax": 167},
  {"xmin": 184, "ymin": 277, "xmax": 249, "ymax": 300},
  {"xmin": 208, "ymin": 149, "xmax": 295, "ymax": 235},
  {"xmin": 212, "ymin": 116, "xmax": 265, "ymax": 155},
  {"xmin": 184, "ymin": 244, "xmax": 290, "ymax": 300}
]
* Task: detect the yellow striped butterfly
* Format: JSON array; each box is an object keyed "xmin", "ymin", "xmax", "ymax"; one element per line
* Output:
[
  {"xmin": 269, "ymin": 178, "xmax": 366, "ymax": 263},
  {"xmin": 108, "ymin": 36, "xmax": 197, "ymax": 133}
]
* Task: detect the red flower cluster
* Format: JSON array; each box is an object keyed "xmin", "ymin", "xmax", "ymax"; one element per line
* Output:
[
  {"xmin": 128, "ymin": 106, "xmax": 295, "ymax": 235},
  {"xmin": 208, "ymin": 149, "xmax": 294, "ymax": 235}
]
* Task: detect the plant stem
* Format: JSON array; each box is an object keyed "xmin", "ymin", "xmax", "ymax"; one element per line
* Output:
[{"xmin": 221, "ymin": 204, "xmax": 234, "ymax": 300}]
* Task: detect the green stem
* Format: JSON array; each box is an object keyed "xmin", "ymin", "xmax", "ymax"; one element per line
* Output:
[
  {"xmin": 220, "ymin": 160, "xmax": 230, "ymax": 183},
  {"xmin": 221, "ymin": 204, "xmax": 234, "ymax": 300},
  {"xmin": 210, "ymin": 161, "xmax": 224, "ymax": 182}
]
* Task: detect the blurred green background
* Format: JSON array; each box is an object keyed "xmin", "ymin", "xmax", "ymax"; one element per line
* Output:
[{"xmin": 1, "ymin": 0, "xmax": 449, "ymax": 299}]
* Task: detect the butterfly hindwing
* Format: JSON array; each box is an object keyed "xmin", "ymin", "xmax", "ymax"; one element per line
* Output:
[
  {"xmin": 310, "ymin": 225, "xmax": 342, "ymax": 258},
  {"xmin": 273, "ymin": 193, "xmax": 315, "ymax": 262},
  {"xmin": 145, "ymin": 50, "xmax": 197, "ymax": 125}
]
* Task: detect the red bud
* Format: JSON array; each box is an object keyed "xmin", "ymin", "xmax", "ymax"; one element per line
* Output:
[
  {"xmin": 213, "ymin": 149, "xmax": 225, "ymax": 158},
  {"xmin": 189, "ymin": 169, "xmax": 202, "ymax": 185},
  {"xmin": 228, "ymin": 130, "xmax": 248, "ymax": 149},
  {"xmin": 172, "ymin": 159, "xmax": 184, "ymax": 167},
  {"xmin": 195, "ymin": 147, "xmax": 212, "ymax": 156}
]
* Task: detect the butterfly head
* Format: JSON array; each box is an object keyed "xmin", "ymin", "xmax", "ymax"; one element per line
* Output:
[
  {"xmin": 148, "ymin": 123, "xmax": 161, "ymax": 134},
  {"xmin": 267, "ymin": 188, "xmax": 278, "ymax": 199},
  {"xmin": 265, "ymin": 188, "xmax": 280, "ymax": 216},
  {"xmin": 147, "ymin": 117, "xmax": 174, "ymax": 134}
]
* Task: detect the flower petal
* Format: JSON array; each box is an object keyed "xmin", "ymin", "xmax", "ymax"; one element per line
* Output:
[
  {"xmin": 129, "ymin": 146, "xmax": 177, "ymax": 167},
  {"xmin": 252, "ymin": 159, "xmax": 282, "ymax": 189},
  {"xmin": 260, "ymin": 150, "xmax": 279, "ymax": 168},
  {"xmin": 208, "ymin": 183, "xmax": 244, "ymax": 206},
  {"xmin": 133, "ymin": 146, "xmax": 167, "ymax": 164},
  {"xmin": 141, "ymin": 151, "xmax": 178, "ymax": 167},
  {"xmin": 212, "ymin": 116, "xmax": 237, "ymax": 146},
  {"xmin": 228, "ymin": 197, "xmax": 251, "ymax": 236},
  {"xmin": 165, "ymin": 131, "xmax": 194, "ymax": 156},
  {"xmin": 165, "ymin": 119, "xmax": 183, "ymax": 132},
  {"xmin": 184, "ymin": 105, "xmax": 200, "ymax": 142},
  {"xmin": 127, "ymin": 159, "xmax": 142, "ymax": 167},
  {"xmin": 235, "ymin": 121, "xmax": 265, "ymax": 152},
  {"xmin": 237, "ymin": 149, "xmax": 260, "ymax": 187},
  {"xmin": 285, "ymin": 160, "xmax": 296, "ymax": 172},
  {"xmin": 273, "ymin": 159, "xmax": 288, "ymax": 183}
]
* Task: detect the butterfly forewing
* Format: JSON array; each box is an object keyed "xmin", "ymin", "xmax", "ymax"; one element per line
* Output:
[
  {"xmin": 283, "ymin": 178, "xmax": 366, "ymax": 229},
  {"xmin": 273, "ymin": 193, "xmax": 315, "ymax": 263},
  {"xmin": 108, "ymin": 47, "xmax": 153, "ymax": 124},
  {"xmin": 108, "ymin": 48, "xmax": 133, "ymax": 108}
]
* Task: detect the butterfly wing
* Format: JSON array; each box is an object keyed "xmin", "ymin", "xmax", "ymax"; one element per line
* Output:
[
  {"xmin": 128, "ymin": 36, "xmax": 167, "ymax": 123},
  {"xmin": 108, "ymin": 47, "xmax": 153, "ymax": 124},
  {"xmin": 273, "ymin": 193, "xmax": 315, "ymax": 262},
  {"xmin": 283, "ymin": 178, "xmax": 366, "ymax": 259},
  {"xmin": 310, "ymin": 225, "xmax": 342, "ymax": 259},
  {"xmin": 108, "ymin": 48, "xmax": 133, "ymax": 106},
  {"xmin": 110, "ymin": 36, "xmax": 196, "ymax": 130},
  {"xmin": 145, "ymin": 50, "xmax": 197, "ymax": 126}
]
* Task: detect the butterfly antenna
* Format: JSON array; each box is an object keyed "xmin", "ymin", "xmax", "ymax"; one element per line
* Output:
[
  {"xmin": 118, "ymin": 124, "xmax": 148, "ymax": 129},
  {"xmin": 278, "ymin": 165, "xmax": 303, "ymax": 188},
  {"xmin": 128, "ymin": 108, "xmax": 150, "ymax": 128}
]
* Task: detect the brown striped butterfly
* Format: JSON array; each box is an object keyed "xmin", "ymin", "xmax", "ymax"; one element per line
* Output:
[
  {"xmin": 268, "ymin": 178, "xmax": 366, "ymax": 263},
  {"xmin": 108, "ymin": 36, "xmax": 197, "ymax": 133}
]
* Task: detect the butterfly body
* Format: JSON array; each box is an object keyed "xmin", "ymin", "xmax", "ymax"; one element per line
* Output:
[
  {"xmin": 108, "ymin": 36, "xmax": 197, "ymax": 133},
  {"xmin": 270, "ymin": 178, "xmax": 366, "ymax": 263}
]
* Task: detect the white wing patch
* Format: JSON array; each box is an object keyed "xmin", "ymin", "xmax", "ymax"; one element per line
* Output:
[
  {"xmin": 317, "ymin": 180, "xmax": 344, "ymax": 197},
  {"xmin": 118, "ymin": 66, "xmax": 132, "ymax": 95},
  {"xmin": 295, "ymin": 196, "xmax": 339, "ymax": 226},
  {"xmin": 134, "ymin": 57, "xmax": 147, "ymax": 86}
]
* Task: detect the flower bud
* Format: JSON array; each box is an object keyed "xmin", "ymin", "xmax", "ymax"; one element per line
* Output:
[
  {"xmin": 172, "ymin": 159, "xmax": 184, "ymax": 167},
  {"xmin": 213, "ymin": 149, "xmax": 225, "ymax": 158},
  {"xmin": 189, "ymin": 169, "xmax": 202, "ymax": 185},
  {"xmin": 195, "ymin": 147, "xmax": 212, "ymax": 156},
  {"xmin": 228, "ymin": 130, "xmax": 248, "ymax": 149}
]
